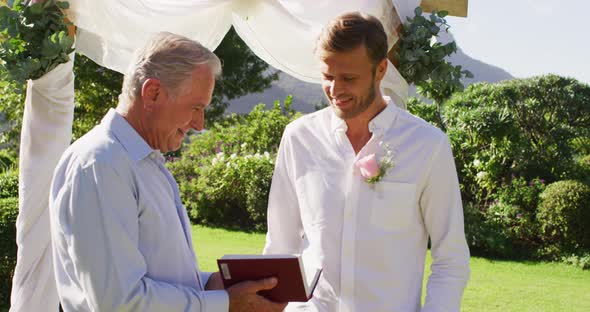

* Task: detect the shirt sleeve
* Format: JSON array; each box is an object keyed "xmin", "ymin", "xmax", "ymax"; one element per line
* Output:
[
  {"xmin": 420, "ymin": 136, "xmax": 471, "ymax": 312},
  {"xmin": 50, "ymin": 161, "xmax": 228, "ymax": 312},
  {"xmin": 263, "ymin": 129, "xmax": 305, "ymax": 255}
]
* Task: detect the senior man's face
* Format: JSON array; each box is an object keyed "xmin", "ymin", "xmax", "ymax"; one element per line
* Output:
[{"xmin": 148, "ymin": 65, "xmax": 215, "ymax": 153}]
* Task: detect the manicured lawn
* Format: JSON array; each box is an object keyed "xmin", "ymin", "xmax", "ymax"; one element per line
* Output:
[{"xmin": 192, "ymin": 225, "xmax": 590, "ymax": 311}]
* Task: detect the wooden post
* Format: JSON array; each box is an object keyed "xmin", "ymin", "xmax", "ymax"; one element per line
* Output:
[
  {"xmin": 65, "ymin": 17, "xmax": 76, "ymax": 39},
  {"xmin": 386, "ymin": 4, "xmax": 403, "ymax": 68},
  {"xmin": 420, "ymin": 0, "xmax": 469, "ymax": 17}
]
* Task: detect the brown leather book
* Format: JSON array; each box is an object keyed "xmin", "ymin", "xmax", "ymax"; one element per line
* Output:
[{"xmin": 217, "ymin": 254, "xmax": 322, "ymax": 302}]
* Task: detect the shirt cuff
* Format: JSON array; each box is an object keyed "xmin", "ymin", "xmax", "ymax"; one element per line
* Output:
[
  {"xmin": 201, "ymin": 290, "xmax": 229, "ymax": 312},
  {"xmin": 201, "ymin": 271, "xmax": 213, "ymax": 288}
]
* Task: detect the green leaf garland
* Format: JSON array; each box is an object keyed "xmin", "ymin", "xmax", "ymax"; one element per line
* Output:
[{"xmin": 0, "ymin": 0, "xmax": 74, "ymax": 92}]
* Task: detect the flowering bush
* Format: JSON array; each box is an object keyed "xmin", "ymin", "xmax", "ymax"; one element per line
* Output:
[
  {"xmin": 463, "ymin": 202, "xmax": 513, "ymax": 258},
  {"xmin": 168, "ymin": 97, "xmax": 300, "ymax": 231},
  {"xmin": 494, "ymin": 177, "xmax": 546, "ymax": 214},
  {"xmin": 443, "ymin": 75, "xmax": 590, "ymax": 207},
  {"xmin": 182, "ymin": 97, "xmax": 300, "ymax": 159},
  {"xmin": 175, "ymin": 151, "xmax": 275, "ymax": 231},
  {"xmin": 464, "ymin": 177, "xmax": 546, "ymax": 259},
  {"xmin": 410, "ymin": 75, "xmax": 590, "ymax": 262}
]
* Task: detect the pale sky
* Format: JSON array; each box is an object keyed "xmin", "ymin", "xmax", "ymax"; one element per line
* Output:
[{"xmin": 446, "ymin": 0, "xmax": 589, "ymax": 84}]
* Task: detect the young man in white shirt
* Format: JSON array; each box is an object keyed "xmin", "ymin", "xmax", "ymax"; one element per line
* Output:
[
  {"xmin": 263, "ymin": 12, "xmax": 470, "ymax": 312},
  {"xmin": 50, "ymin": 32, "xmax": 286, "ymax": 312}
]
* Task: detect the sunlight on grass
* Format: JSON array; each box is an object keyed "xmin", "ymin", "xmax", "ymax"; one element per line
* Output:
[
  {"xmin": 192, "ymin": 225, "xmax": 590, "ymax": 311},
  {"xmin": 192, "ymin": 225, "xmax": 266, "ymax": 271}
]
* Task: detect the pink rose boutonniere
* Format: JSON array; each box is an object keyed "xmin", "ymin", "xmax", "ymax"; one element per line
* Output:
[{"xmin": 355, "ymin": 142, "xmax": 396, "ymax": 184}]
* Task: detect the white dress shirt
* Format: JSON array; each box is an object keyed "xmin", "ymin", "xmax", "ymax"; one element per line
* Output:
[
  {"xmin": 263, "ymin": 97, "xmax": 470, "ymax": 312},
  {"xmin": 49, "ymin": 109, "xmax": 228, "ymax": 311}
]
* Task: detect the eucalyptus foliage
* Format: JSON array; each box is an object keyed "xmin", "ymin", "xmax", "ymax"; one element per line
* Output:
[
  {"xmin": 397, "ymin": 7, "xmax": 473, "ymax": 98},
  {"xmin": 0, "ymin": 0, "xmax": 73, "ymax": 92},
  {"xmin": 397, "ymin": 7, "xmax": 473, "ymax": 129}
]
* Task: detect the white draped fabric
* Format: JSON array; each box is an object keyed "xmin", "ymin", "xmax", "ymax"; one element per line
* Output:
[
  {"xmin": 11, "ymin": 56, "xmax": 75, "ymax": 312},
  {"xmin": 10, "ymin": 1, "xmax": 419, "ymax": 311},
  {"xmin": 68, "ymin": 0, "xmax": 419, "ymax": 105}
]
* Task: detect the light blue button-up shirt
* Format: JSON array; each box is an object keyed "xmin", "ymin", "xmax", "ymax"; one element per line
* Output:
[{"xmin": 49, "ymin": 109, "xmax": 228, "ymax": 311}]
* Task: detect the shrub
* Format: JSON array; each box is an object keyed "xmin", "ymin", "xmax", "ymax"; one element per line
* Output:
[
  {"xmin": 484, "ymin": 201, "xmax": 540, "ymax": 258},
  {"xmin": 174, "ymin": 152, "xmax": 275, "ymax": 231},
  {"xmin": 574, "ymin": 155, "xmax": 590, "ymax": 184},
  {"xmin": 463, "ymin": 202, "xmax": 514, "ymax": 258},
  {"xmin": 182, "ymin": 97, "xmax": 300, "ymax": 159},
  {"xmin": 169, "ymin": 98, "xmax": 300, "ymax": 231},
  {"xmin": 537, "ymin": 180, "xmax": 590, "ymax": 257},
  {"xmin": 406, "ymin": 97, "xmax": 443, "ymax": 129},
  {"xmin": 475, "ymin": 177, "xmax": 546, "ymax": 258},
  {"xmin": 444, "ymin": 75, "xmax": 590, "ymax": 207},
  {"xmin": 0, "ymin": 149, "xmax": 16, "ymax": 172},
  {"xmin": 0, "ymin": 197, "xmax": 18, "ymax": 311},
  {"xmin": 0, "ymin": 83, "xmax": 25, "ymax": 151},
  {"xmin": 0, "ymin": 168, "xmax": 18, "ymax": 199},
  {"xmin": 561, "ymin": 251, "xmax": 590, "ymax": 270},
  {"xmin": 495, "ymin": 177, "xmax": 546, "ymax": 214}
]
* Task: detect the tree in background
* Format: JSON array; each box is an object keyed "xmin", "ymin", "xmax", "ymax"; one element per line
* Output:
[
  {"xmin": 208, "ymin": 27, "xmax": 278, "ymax": 122},
  {"xmin": 71, "ymin": 53, "xmax": 123, "ymax": 140}
]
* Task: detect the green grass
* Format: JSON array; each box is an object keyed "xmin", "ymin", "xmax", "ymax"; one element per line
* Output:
[
  {"xmin": 192, "ymin": 225, "xmax": 267, "ymax": 270},
  {"xmin": 192, "ymin": 225, "xmax": 590, "ymax": 311}
]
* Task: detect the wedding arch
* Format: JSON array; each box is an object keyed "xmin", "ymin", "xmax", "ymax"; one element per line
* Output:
[{"xmin": 8, "ymin": 0, "xmax": 467, "ymax": 311}]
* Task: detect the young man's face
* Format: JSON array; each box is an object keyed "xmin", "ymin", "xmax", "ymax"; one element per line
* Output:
[
  {"xmin": 146, "ymin": 65, "xmax": 215, "ymax": 153},
  {"xmin": 319, "ymin": 45, "xmax": 384, "ymax": 120}
]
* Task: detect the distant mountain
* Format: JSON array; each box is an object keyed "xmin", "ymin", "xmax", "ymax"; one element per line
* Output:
[
  {"xmin": 440, "ymin": 31, "xmax": 514, "ymax": 85},
  {"xmin": 227, "ymin": 32, "xmax": 514, "ymax": 114},
  {"xmin": 227, "ymin": 72, "xmax": 326, "ymax": 114}
]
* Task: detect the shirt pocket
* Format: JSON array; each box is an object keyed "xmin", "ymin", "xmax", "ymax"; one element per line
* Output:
[{"xmin": 370, "ymin": 182, "xmax": 417, "ymax": 231}]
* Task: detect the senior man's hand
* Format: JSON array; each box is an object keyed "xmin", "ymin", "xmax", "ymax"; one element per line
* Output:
[
  {"xmin": 228, "ymin": 277, "xmax": 288, "ymax": 312},
  {"xmin": 205, "ymin": 272, "xmax": 225, "ymax": 290}
]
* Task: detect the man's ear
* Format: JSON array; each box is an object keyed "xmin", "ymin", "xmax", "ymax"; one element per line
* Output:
[
  {"xmin": 375, "ymin": 58, "xmax": 388, "ymax": 81},
  {"xmin": 141, "ymin": 78, "xmax": 161, "ymax": 112}
]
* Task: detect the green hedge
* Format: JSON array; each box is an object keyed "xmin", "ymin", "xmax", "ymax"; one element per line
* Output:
[
  {"xmin": 0, "ymin": 169, "xmax": 18, "ymax": 199},
  {"xmin": 537, "ymin": 180, "xmax": 590, "ymax": 257},
  {"xmin": 443, "ymin": 75, "xmax": 590, "ymax": 207},
  {"xmin": 407, "ymin": 75, "xmax": 590, "ymax": 261},
  {"xmin": 0, "ymin": 150, "xmax": 16, "ymax": 172},
  {"xmin": 176, "ymin": 152, "xmax": 275, "ymax": 231},
  {"xmin": 169, "ymin": 98, "xmax": 300, "ymax": 231},
  {"xmin": 0, "ymin": 197, "xmax": 18, "ymax": 311}
]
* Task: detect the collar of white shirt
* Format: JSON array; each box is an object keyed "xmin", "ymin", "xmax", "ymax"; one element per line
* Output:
[{"xmin": 329, "ymin": 96, "xmax": 399, "ymax": 137}]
